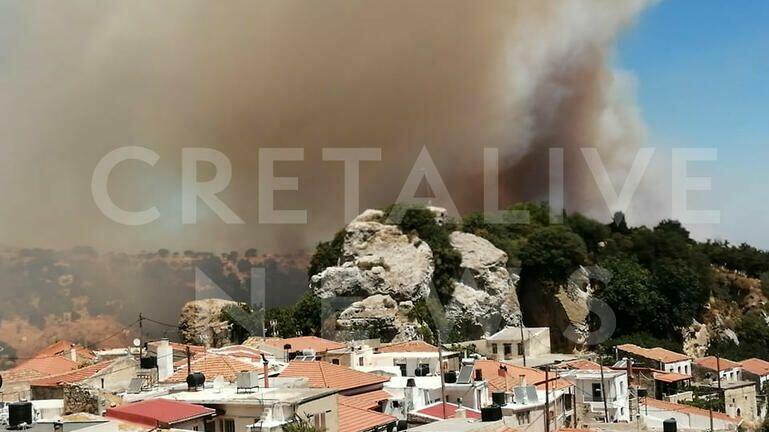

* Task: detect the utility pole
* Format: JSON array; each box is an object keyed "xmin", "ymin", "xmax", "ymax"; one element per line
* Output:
[
  {"xmin": 436, "ymin": 330, "xmax": 447, "ymax": 421},
  {"xmin": 626, "ymin": 358, "xmax": 633, "ymax": 418},
  {"xmin": 519, "ymin": 321, "xmax": 527, "ymax": 367},
  {"xmin": 716, "ymin": 355, "xmax": 723, "ymax": 409},
  {"xmin": 599, "ymin": 355, "xmax": 610, "ymax": 423},
  {"xmin": 545, "ymin": 366, "xmax": 550, "ymax": 432},
  {"xmin": 138, "ymin": 313, "xmax": 144, "ymax": 359},
  {"xmin": 186, "ymin": 345, "xmax": 192, "ymax": 376}
]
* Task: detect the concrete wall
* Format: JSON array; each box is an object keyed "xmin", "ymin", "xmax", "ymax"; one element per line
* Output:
[
  {"xmin": 663, "ymin": 360, "xmax": 691, "ymax": 375},
  {"xmin": 724, "ymin": 384, "xmax": 757, "ymax": 420}
]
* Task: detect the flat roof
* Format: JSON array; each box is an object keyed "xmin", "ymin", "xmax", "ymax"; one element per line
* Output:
[{"xmin": 160, "ymin": 385, "xmax": 336, "ymax": 406}]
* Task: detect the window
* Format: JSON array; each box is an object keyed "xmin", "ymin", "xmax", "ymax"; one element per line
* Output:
[
  {"xmin": 516, "ymin": 412, "xmax": 530, "ymax": 424},
  {"xmin": 517, "ymin": 343, "xmax": 525, "ymax": 356},
  {"xmin": 359, "ymin": 357, "xmax": 364, "ymax": 367},
  {"xmin": 332, "ymin": 359, "xmax": 340, "ymax": 365},
  {"xmin": 204, "ymin": 420, "xmax": 215, "ymax": 432},
  {"xmin": 313, "ymin": 413, "xmax": 326, "ymax": 431},
  {"xmin": 396, "ymin": 363, "xmax": 407, "ymax": 377},
  {"xmin": 492, "ymin": 344, "xmax": 498, "ymax": 354},
  {"xmin": 193, "ymin": 427, "xmax": 199, "ymax": 432},
  {"xmin": 223, "ymin": 419, "xmax": 235, "ymax": 432},
  {"xmin": 503, "ymin": 344, "xmax": 512, "ymax": 356},
  {"xmin": 592, "ymin": 383, "xmax": 603, "ymax": 401}
]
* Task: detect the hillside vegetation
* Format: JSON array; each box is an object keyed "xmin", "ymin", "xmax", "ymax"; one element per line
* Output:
[{"xmin": 305, "ymin": 203, "xmax": 769, "ymax": 359}]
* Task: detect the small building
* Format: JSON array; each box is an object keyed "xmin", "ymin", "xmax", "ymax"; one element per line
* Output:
[
  {"xmin": 615, "ymin": 344, "xmax": 691, "ymax": 375},
  {"xmin": 279, "ymin": 360, "xmax": 390, "ymax": 396},
  {"xmin": 29, "ymin": 357, "xmax": 138, "ymax": 400},
  {"xmin": 407, "ymin": 402, "xmax": 481, "ymax": 426},
  {"xmin": 641, "ymin": 398, "xmax": 740, "ymax": 431},
  {"xmin": 461, "ymin": 327, "xmax": 551, "ymax": 363},
  {"xmin": 360, "ymin": 340, "xmax": 461, "ymax": 377},
  {"xmin": 246, "ymin": 336, "xmax": 346, "ymax": 362},
  {"xmin": 407, "ymin": 417, "xmax": 521, "ymax": 432},
  {"xmin": 739, "ymin": 358, "xmax": 769, "ymax": 391},
  {"xmin": 338, "ymin": 398, "xmax": 397, "ymax": 432},
  {"xmin": 561, "ymin": 368, "xmax": 630, "ymax": 423},
  {"xmin": 720, "ymin": 380, "xmax": 758, "ymax": 420},
  {"xmin": 693, "ymin": 356, "xmax": 743, "ymax": 384},
  {"xmin": 106, "ymin": 399, "xmax": 216, "ymax": 429}
]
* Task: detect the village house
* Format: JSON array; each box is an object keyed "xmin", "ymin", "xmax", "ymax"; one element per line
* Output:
[
  {"xmin": 459, "ymin": 327, "xmax": 551, "ymax": 363},
  {"xmin": 641, "ymin": 398, "xmax": 741, "ymax": 431},
  {"xmin": 29, "ymin": 357, "xmax": 138, "ymax": 400},
  {"xmin": 692, "ymin": 356, "xmax": 743, "ymax": 384},
  {"xmin": 739, "ymin": 357, "xmax": 769, "ymax": 391},
  {"xmin": 560, "ymin": 368, "xmax": 630, "ymax": 423},
  {"xmin": 245, "ymin": 336, "xmax": 346, "ymax": 362},
  {"xmin": 615, "ymin": 344, "xmax": 691, "ymax": 376},
  {"xmin": 106, "ymin": 398, "xmax": 216, "ymax": 430}
]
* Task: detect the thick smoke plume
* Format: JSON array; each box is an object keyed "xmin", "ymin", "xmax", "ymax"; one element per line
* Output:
[{"xmin": 0, "ymin": 0, "xmax": 656, "ymax": 253}]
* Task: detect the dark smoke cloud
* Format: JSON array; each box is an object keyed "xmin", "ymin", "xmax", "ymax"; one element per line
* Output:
[{"xmin": 0, "ymin": 0, "xmax": 658, "ymax": 253}]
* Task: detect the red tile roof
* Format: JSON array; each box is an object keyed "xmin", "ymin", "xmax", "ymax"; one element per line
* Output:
[
  {"xmin": 29, "ymin": 360, "xmax": 116, "ymax": 387},
  {"xmin": 412, "ymin": 402, "xmax": 481, "ymax": 421},
  {"xmin": 653, "ymin": 372, "xmax": 692, "ymax": 383},
  {"xmin": 474, "ymin": 360, "xmax": 572, "ymax": 392},
  {"xmin": 106, "ymin": 399, "xmax": 215, "ymax": 427},
  {"xmin": 339, "ymin": 390, "xmax": 393, "ymax": 410},
  {"xmin": 645, "ymin": 398, "xmax": 739, "ymax": 423},
  {"xmin": 165, "ymin": 353, "xmax": 257, "ymax": 383},
  {"xmin": 147, "ymin": 341, "xmax": 206, "ymax": 354},
  {"xmin": 279, "ymin": 361, "xmax": 389, "ymax": 392},
  {"xmin": 556, "ymin": 359, "xmax": 602, "ymax": 371},
  {"xmin": 36, "ymin": 340, "xmax": 95, "ymax": 360},
  {"xmin": 338, "ymin": 400, "xmax": 397, "ymax": 432},
  {"xmin": 740, "ymin": 358, "xmax": 769, "ymax": 377},
  {"xmin": 9, "ymin": 356, "xmax": 78, "ymax": 378},
  {"xmin": 262, "ymin": 336, "xmax": 345, "ymax": 354},
  {"xmin": 377, "ymin": 340, "xmax": 438, "ymax": 353},
  {"xmin": 694, "ymin": 356, "xmax": 742, "ymax": 372},
  {"xmin": 617, "ymin": 344, "xmax": 689, "ymax": 364}
]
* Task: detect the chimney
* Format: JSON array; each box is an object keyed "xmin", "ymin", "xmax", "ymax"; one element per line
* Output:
[
  {"xmin": 518, "ymin": 374, "xmax": 527, "ymax": 387},
  {"xmin": 157, "ymin": 339, "xmax": 174, "ymax": 381},
  {"xmin": 70, "ymin": 345, "xmax": 77, "ymax": 362},
  {"xmin": 454, "ymin": 408, "xmax": 467, "ymax": 419}
]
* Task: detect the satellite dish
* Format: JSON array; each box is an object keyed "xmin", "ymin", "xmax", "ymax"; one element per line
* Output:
[{"xmin": 133, "ymin": 338, "xmax": 141, "ymax": 347}]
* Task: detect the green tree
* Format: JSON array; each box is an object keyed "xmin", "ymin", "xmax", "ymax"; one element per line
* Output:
[
  {"xmin": 594, "ymin": 257, "xmax": 663, "ymax": 336},
  {"xmin": 308, "ymin": 230, "xmax": 346, "ymax": 277},
  {"xmin": 520, "ymin": 225, "xmax": 588, "ymax": 282}
]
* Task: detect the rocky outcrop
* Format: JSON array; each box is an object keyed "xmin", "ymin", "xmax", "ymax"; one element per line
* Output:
[
  {"xmin": 312, "ymin": 210, "xmax": 435, "ymax": 341},
  {"xmin": 335, "ymin": 295, "xmax": 423, "ymax": 342},
  {"xmin": 446, "ymin": 232, "xmax": 522, "ymax": 335},
  {"xmin": 178, "ymin": 298, "xmax": 240, "ymax": 347},
  {"xmin": 518, "ymin": 266, "xmax": 593, "ymax": 351},
  {"xmin": 313, "ymin": 209, "xmax": 527, "ymax": 342}
]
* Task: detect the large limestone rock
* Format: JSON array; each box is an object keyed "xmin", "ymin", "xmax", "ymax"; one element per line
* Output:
[
  {"xmin": 446, "ymin": 232, "xmax": 522, "ymax": 335},
  {"xmin": 336, "ymin": 295, "xmax": 423, "ymax": 342},
  {"xmin": 178, "ymin": 298, "xmax": 240, "ymax": 347},
  {"xmin": 518, "ymin": 266, "xmax": 593, "ymax": 351},
  {"xmin": 311, "ymin": 209, "xmax": 434, "ymax": 341}
]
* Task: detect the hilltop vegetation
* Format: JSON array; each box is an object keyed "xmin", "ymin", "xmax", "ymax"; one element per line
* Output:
[{"xmin": 306, "ymin": 202, "xmax": 769, "ymax": 359}]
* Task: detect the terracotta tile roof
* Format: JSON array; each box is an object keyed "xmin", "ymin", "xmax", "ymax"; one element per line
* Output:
[
  {"xmin": 29, "ymin": 360, "xmax": 116, "ymax": 387},
  {"xmin": 653, "ymin": 371, "xmax": 692, "ymax": 383},
  {"xmin": 740, "ymin": 358, "xmax": 769, "ymax": 377},
  {"xmin": 279, "ymin": 361, "xmax": 389, "ymax": 391},
  {"xmin": 210, "ymin": 345, "xmax": 267, "ymax": 360},
  {"xmin": 9, "ymin": 355, "xmax": 78, "ymax": 378},
  {"xmin": 36, "ymin": 340, "xmax": 96, "ymax": 360},
  {"xmin": 338, "ymin": 400, "xmax": 397, "ymax": 432},
  {"xmin": 147, "ymin": 341, "xmax": 206, "ymax": 354},
  {"xmin": 107, "ymin": 399, "xmax": 215, "ymax": 427},
  {"xmin": 377, "ymin": 340, "xmax": 438, "ymax": 353},
  {"xmin": 261, "ymin": 336, "xmax": 346, "ymax": 354},
  {"xmin": 1, "ymin": 368, "xmax": 47, "ymax": 384},
  {"xmin": 474, "ymin": 360, "xmax": 572, "ymax": 392},
  {"xmin": 645, "ymin": 398, "xmax": 740, "ymax": 423},
  {"xmin": 617, "ymin": 344, "xmax": 689, "ymax": 364},
  {"xmin": 694, "ymin": 356, "xmax": 742, "ymax": 372},
  {"xmin": 556, "ymin": 359, "xmax": 602, "ymax": 371},
  {"xmin": 164, "ymin": 353, "xmax": 257, "ymax": 383},
  {"xmin": 339, "ymin": 390, "xmax": 393, "ymax": 410},
  {"xmin": 411, "ymin": 402, "xmax": 481, "ymax": 421}
]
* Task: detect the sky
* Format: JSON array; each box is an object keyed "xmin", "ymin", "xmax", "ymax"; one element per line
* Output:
[{"xmin": 617, "ymin": 0, "xmax": 769, "ymax": 246}]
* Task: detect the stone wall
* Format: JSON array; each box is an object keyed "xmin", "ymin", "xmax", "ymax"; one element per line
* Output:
[{"xmin": 63, "ymin": 384, "xmax": 107, "ymax": 415}]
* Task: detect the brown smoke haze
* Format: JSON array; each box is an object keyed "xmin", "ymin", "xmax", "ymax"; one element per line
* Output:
[{"xmin": 0, "ymin": 0, "xmax": 660, "ymax": 253}]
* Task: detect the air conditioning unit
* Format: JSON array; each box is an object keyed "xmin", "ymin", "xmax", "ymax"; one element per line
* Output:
[{"xmin": 237, "ymin": 371, "xmax": 260, "ymax": 392}]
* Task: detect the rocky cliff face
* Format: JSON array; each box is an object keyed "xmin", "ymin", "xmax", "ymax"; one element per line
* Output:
[
  {"xmin": 178, "ymin": 298, "xmax": 240, "ymax": 347},
  {"xmin": 311, "ymin": 209, "xmax": 523, "ymax": 342},
  {"xmin": 446, "ymin": 231, "xmax": 522, "ymax": 335}
]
